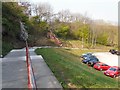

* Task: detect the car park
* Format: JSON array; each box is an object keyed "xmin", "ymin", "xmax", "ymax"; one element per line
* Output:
[
  {"xmin": 104, "ymin": 66, "xmax": 120, "ymax": 78},
  {"xmin": 81, "ymin": 51, "xmax": 119, "ymax": 78},
  {"xmin": 116, "ymin": 51, "xmax": 120, "ymax": 56},
  {"xmin": 93, "ymin": 62, "xmax": 111, "ymax": 71}
]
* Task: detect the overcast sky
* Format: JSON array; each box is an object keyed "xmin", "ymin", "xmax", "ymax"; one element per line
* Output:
[{"xmin": 30, "ymin": 0, "xmax": 119, "ymax": 23}]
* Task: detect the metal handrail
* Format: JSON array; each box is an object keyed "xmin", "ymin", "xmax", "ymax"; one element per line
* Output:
[{"xmin": 26, "ymin": 41, "xmax": 37, "ymax": 89}]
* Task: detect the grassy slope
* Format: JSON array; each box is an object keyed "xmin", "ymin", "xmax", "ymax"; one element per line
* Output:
[
  {"xmin": 35, "ymin": 48, "xmax": 119, "ymax": 88},
  {"xmin": 62, "ymin": 40, "xmax": 113, "ymax": 50}
]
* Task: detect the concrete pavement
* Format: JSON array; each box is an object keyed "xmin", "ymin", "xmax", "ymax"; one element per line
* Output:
[
  {"xmin": 2, "ymin": 50, "xmax": 27, "ymax": 88},
  {"xmin": 2, "ymin": 48, "xmax": 62, "ymax": 89}
]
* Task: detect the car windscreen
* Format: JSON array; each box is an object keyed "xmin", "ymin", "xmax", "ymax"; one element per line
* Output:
[
  {"xmin": 96, "ymin": 63, "xmax": 100, "ymax": 66},
  {"xmin": 109, "ymin": 68, "xmax": 117, "ymax": 71},
  {"xmin": 90, "ymin": 58, "xmax": 98, "ymax": 61}
]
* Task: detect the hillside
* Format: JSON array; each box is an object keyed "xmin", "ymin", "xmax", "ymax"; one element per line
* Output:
[
  {"xmin": 2, "ymin": 2, "xmax": 55, "ymax": 56},
  {"xmin": 35, "ymin": 48, "xmax": 119, "ymax": 88},
  {"xmin": 2, "ymin": 2, "xmax": 118, "ymax": 56},
  {"xmin": 2, "ymin": 2, "xmax": 25, "ymax": 56}
]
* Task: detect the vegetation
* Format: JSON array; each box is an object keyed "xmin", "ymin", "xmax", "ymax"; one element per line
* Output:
[
  {"xmin": 2, "ymin": 2, "xmax": 119, "ymax": 89},
  {"xmin": 2, "ymin": 2, "xmax": 118, "ymax": 56},
  {"xmin": 35, "ymin": 48, "xmax": 119, "ymax": 88},
  {"xmin": 2, "ymin": 2, "xmax": 28, "ymax": 56},
  {"xmin": 2, "ymin": 42, "xmax": 13, "ymax": 56},
  {"xmin": 29, "ymin": 2, "xmax": 118, "ymax": 48},
  {"xmin": 61, "ymin": 40, "xmax": 113, "ymax": 50}
]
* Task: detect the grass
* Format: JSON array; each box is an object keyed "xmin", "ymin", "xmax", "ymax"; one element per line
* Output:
[
  {"xmin": 2, "ymin": 41, "xmax": 13, "ymax": 57},
  {"xmin": 35, "ymin": 48, "xmax": 119, "ymax": 88},
  {"xmin": 62, "ymin": 39, "xmax": 113, "ymax": 50},
  {"xmin": 63, "ymin": 48, "xmax": 109, "ymax": 57}
]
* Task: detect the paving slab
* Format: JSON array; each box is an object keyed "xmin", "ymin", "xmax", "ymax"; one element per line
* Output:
[{"xmin": 2, "ymin": 49, "xmax": 28, "ymax": 88}]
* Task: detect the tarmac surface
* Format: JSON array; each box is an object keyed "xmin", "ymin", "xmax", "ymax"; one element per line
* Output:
[
  {"xmin": 93, "ymin": 52, "xmax": 119, "ymax": 67},
  {"xmin": 2, "ymin": 48, "xmax": 62, "ymax": 89}
]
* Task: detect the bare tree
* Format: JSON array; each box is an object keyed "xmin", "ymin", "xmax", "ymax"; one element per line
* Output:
[
  {"xmin": 71, "ymin": 13, "xmax": 84, "ymax": 22},
  {"xmin": 38, "ymin": 2, "xmax": 53, "ymax": 22},
  {"xmin": 58, "ymin": 10, "xmax": 72, "ymax": 22},
  {"xmin": 32, "ymin": 2, "xmax": 53, "ymax": 22},
  {"xmin": 32, "ymin": 4, "xmax": 39, "ymax": 16},
  {"xmin": 19, "ymin": 2, "xmax": 31, "ymax": 18}
]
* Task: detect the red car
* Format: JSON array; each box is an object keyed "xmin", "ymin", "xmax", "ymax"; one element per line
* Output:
[
  {"xmin": 104, "ymin": 66, "xmax": 120, "ymax": 78},
  {"xmin": 93, "ymin": 62, "xmax": 110, "ymax": 71}
]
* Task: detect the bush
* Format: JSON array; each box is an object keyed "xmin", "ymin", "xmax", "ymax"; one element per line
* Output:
[
  {"xmin": 55, "ymin": 25, "xmax": 70, "ymax": 39},
  {"xmin": 2, "ymin": 41, "xmax": 13, "ymax": 57},
  {"xmin": 97, "ymin": 33, "xmax": 108, "ymax": 45}
]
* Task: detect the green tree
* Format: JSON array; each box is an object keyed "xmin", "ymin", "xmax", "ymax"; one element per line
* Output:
[
  {"xmin": 97, "ymin": 33, "xmax": 108, "ymax": 45},
  {"xmin": 55, "ymin": 24, "xmax": 70, "ymax": 39},
  {"xmin": 73, "ymin": 25, "xmax": 89, "ymax": 41}
]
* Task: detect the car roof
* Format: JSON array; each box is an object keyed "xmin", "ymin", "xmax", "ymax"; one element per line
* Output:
[
  {"xmin": 90, "ymin": 55, "xmax": 96, "ymax": 58},
  {"xmin": 90, "ymin": 56, "xmax": 97, "ymax": 59}
]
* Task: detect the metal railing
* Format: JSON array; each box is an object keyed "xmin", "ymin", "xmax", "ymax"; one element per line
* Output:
[
  {"xmin": 26, "ymin": 41, "xmax": 37, "ymax": 89},
  {"xmin": 20, "ymin": 21, "xmax": 37, "ymax": 89}
]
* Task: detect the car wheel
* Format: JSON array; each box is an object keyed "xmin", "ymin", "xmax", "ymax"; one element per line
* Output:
[
  {"xmin": 91, "ymin": 63, "xmax": 95, "ymax": 67},
  {"xmin": 90, "ymin": 62, "xmax": 93, "ymax": 66}
]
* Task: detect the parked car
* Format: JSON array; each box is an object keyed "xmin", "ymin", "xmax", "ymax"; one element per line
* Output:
[
  {"xmin": 81, "ymin": 53, "xmax": 93, "ymax": 59},
  {"xmin": 116, "ymin": 51, "xmax": 120, "ymax": 56},
  {"xmin": 109, "ymin": 49, "xmax": 117, "ymax": 54},
  {"xmin": 82, "ymin": 56, "xmax": 97, "ymax": 64},
  {"xmin": 87, "ymin": 58, "xmax": 99, "ymax": 67},
  {"xmin": 93, "ymin": 62, "xmax": 111, "ymax": 71},
  {"xmin": 104, "ymin": 66, "xmax": 120, "ymax": 78}
]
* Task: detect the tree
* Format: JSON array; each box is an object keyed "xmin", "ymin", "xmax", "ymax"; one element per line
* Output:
[
  {"xmin": 58, "ymin": 10, "xmax": 72, "ymax": 22},
  {"xmin": 55, "ymin": 24, "xmax": 70, "ymax": 39},
  {"xmin": 2, "ymin": 2, "xmax": 29, "ymax": 38},
  {"xmin": 32, "ymin": 2, "xmax": 53, "ymax": 22},
  {"xmin": 97, "ymin": 33, "xmax": 108, "ymax": 45}
]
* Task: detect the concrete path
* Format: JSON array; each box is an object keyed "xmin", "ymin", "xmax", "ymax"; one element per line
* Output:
[{"xmin": 2, "ymin": 48, "xmax": 62, "ymax": 89}]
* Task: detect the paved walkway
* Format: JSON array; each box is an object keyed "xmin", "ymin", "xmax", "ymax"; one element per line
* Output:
[{"xmin": 2, "ymin": 48, "xmax": 62, "ymax": 88}]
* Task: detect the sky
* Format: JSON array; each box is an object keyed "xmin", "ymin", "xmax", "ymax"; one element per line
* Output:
[{"xmin": 29, "ymin": 0, "xmax": 119, "ymax": 23}]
